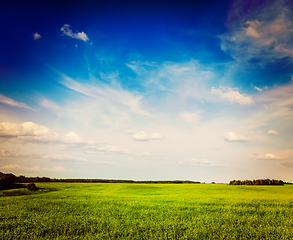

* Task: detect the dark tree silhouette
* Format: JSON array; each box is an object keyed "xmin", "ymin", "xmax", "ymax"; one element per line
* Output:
[
  {"xmin": 27, "ymin": 182, "xmax": 37, "ymax": 191},
  {"xmin": 229, "ymin": 179, "xmax": 284, "ymax": 185}
]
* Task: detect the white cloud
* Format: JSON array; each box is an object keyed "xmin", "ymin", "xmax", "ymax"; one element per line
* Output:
[
  {"xmin": 65, "ymin": 132, "xmax": 80, "ymax": 142},
  {"xmin": 253, "ymin": 153, "xmax": 289, "ymax": 160},
  {"xmin": 179, "ymin": 112, "xmax": 200, "ymax": 123},
  {"xmin": 179, "ymin": 158, "xmax": 229, "ymax": 167},
  {"xmin": 76, "ymin": 32, "xmax": 89, "ymax": 42},
  {"xmin": 0, "ymin": 122, "xmax": 82, "ymax": 145},
  {"xmin": 60, "ymin": 24, "xmax": 89, "ymax": 42},
  {"xmin": 33, "ymin": 32, "xmax": 41, "ymax": 40},
  {"xmin": 211, "ymin": 86, "xmax": 254, "ymax": 105},
  {"xmin": 224, "ymin": 132, "xmax": 251, "ymax": 142},
  {"xmin": 268, "ymin": 129, "xmax": 278, "ymax": 135},
  {"xmin": 132, "ymin": 131, "xmax": 163, "ymax": 141},
  {"xmin": 0, "ymin": 94, "xmax": 35, "ymax": 110},
  {"xmin": 0, "ymin": 122, "xmax": 58, "ymax": 138}
]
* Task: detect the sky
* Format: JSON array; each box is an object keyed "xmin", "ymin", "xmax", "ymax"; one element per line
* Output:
[{"xmin": 1, "ymin": 0, "xmax": 293, "ymax": 182}]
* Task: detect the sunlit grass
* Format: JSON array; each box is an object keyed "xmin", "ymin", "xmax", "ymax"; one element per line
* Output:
[{"xmin": 1, "ymin": 183, "xmax": 293, "ymax": 239}]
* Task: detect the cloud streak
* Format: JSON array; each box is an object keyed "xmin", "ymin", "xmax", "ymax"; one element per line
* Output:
[
  {"xmin": 253, "ymin": 153, "xmax": 289, "ymax": 160},
  {"xmin": 0, "ymin": 94, "xmax": 35, "ymax": 110},
  {"xmin": 60, "ymin": 75, "xmax": 154, "ymax": 117},
  {"xmin": 42, "ymin": 154, "xmax": 87, "ymax": 162},
  {"xmin": 179, "ymin": 112, "xmax": 200, "ymax": 123},
  {"xmin": 0, "ymin": 148, "xmax": 32, "ymax": 158},
  {"xmin": 0, "ymin": 164, "xmax": 74, "ymax": 172},
  {"xmin": 179, "ymin": 158, "xmax": 229, "ymax": 167}
]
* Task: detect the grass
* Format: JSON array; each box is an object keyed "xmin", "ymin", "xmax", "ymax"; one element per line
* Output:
[{"xmin": 1, "ymin": 183, "xmax": 293, "ymax": 239}]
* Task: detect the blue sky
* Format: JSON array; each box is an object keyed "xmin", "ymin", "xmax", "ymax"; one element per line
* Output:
[{"xmin": 1, "ymin": 0, "xmax": 293, "ymax": 182}]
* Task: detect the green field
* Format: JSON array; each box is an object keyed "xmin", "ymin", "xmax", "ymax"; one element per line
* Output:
[{"xmin": 1, "ymin": 183, "xmax": 293, "ymax": 239}]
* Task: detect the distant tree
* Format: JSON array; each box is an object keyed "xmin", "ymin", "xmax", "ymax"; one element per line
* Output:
[{"xmin": 27, "ymin": 182, "xmax": 37, "ymax": 191}]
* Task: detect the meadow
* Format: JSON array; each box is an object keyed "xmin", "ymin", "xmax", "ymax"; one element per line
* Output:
[{"xmin": 0, "ymin": 182, "xmax": 293, "ymax": 239}]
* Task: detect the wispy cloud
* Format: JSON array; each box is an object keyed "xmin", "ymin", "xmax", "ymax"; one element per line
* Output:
[
  {"xmin": 0, "ymin": 164, "xmax": 40, "ymax": 171},
  {"xmin": 60, "ymin": 24, "xmax": 89, "ymax": 42},
  {"xmin": 254, "ymin": 81, "xmax": 293, "ymax": 124},
  {"xmin": 0, "ymin": 148, "xmax": 87, "ymax": 162},
  {"xmin": 84, "ymin": 144, "xmax": 131, "ymax": 155},
  {"xmin": 126, "ymin": 59, "xmax": 214, "ymax": 103},
  {"xmin": 179, "ymin": 158, "xmax": 229, "ymax": 167},
  {"xmin": 40, "ymin": 99, "xmax": 62, "ymax": 111},
  {"xmin": 42, "ymin": 154, "xmax": 87, "ymax": 162},
  {"xmin": 60, "ymin": 75, "xmax": 154, "ymax": 117},
  {"xmin": 95, "ymin": 161, "xmax": 120, "ymax": 166},
  {"xmin": 278, "ymin": 161, "xmax": 293, "ymax": 167},
  {"xmin": 0, "ymin": 164, "xmax": 74, "ymax": 172},
  {"xmin": 0, "ymin": 148, "xmax": 32, "ymax": 158},
  {"xmin": 142, "ymin": 151, "xmax": 151, "ymax": 156},
  {"xmin": 179, "ymin": 112, "xmax": 200, "ymax": 123},
  {"xmin": 0, "ymin": 94, "xmax": 35, "ymax": 110},
  {"xmin": 220, "ymin": 0, "xmax": 293, "ymax": 63}
]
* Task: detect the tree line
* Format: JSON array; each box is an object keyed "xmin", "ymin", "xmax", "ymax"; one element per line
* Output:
[
  {"xmin": 52, "ymin": 179, "xmax": 200, "ymax": 184},
  {"xmin": 0, "ymin": 172, "xmax": 50, "ymax": 189},
  {"xmin": 1, "ymin": 171, "xmax": 201, "ymax": 189},
  {"xmin": 229, "ymin": 179, "xmax": 284, "ymax": 185}
]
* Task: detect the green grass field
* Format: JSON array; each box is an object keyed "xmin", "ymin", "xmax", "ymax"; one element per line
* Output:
[{"xmin": 1, "ymin": 183, "xmax": 293, "ymax": 239}]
